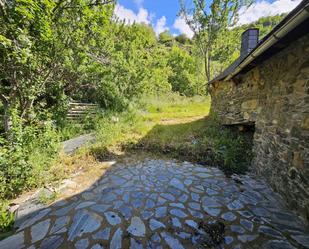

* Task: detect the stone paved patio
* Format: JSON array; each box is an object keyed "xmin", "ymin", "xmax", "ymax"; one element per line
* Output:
[{"xmin": 1, "ymin": 157, "xmax": 309, "ymax": 249}]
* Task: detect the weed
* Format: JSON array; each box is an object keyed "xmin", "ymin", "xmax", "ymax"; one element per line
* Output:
[
  {"xmin": 0, "ymin": 201, "xmax": 14, "ymax": 235},
  {"xmin": 84, "ymin": 94, "xmax": 252, "ymax": 174},
  {"xmin": 38, "ymin": 191, "xmax": 58, "ymax": 205},
  {"xmin": 0, "ymin": 94, "xmax": 251, "ymax": 231}
]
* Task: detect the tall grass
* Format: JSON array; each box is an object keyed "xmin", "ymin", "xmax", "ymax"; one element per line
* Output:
[
  {"xmin": 0, "ymin": 94, "xmax": 252, "ymax": 236},
  {"xmin": 138, "ymin": 93, "xmax": 211, "ymax": 121}
]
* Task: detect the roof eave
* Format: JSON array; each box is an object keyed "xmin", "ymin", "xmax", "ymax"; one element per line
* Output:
[{"xmin": 209, "ymin": 0, "xmax": 309, "ymax": 84}]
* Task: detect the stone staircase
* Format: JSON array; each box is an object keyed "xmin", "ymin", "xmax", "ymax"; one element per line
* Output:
[{"xmin": 67, "ymin": 102, "xmax": 99, "ymax": 120}]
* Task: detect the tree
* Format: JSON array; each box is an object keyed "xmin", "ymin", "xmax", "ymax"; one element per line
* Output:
[
  {"xmin": 167, "ymin": 46, "xmax": 200, "ymax": 96},
  {"xmin": 158, "ymin": 31, "xmax": 174, "ymax": 44},
  {"xmin": 179, "ymin": 0, "xmax": 250, "ymax": 84},
  {"xmin": 0, "ymin": 0, "xmax": 115, "ymax": 131},
  {"xmin": 175, "ymin": 34, "xmax": 190, "ymax": 45}
]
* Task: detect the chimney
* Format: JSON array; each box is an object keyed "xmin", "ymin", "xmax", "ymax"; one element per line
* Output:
[{"xmin": 240, "ymin": 28, "xmax": 259, "ymax": 57}]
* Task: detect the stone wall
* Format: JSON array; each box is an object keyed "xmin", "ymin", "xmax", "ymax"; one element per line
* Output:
[{"xmin": 210, "ymin": 34, "xmax": 309, "ymax": 222}]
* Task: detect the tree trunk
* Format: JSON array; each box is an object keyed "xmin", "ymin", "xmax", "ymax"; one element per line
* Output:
[
  {"xmin": 0, "ymin": 94, "xmax": 11, "ymax": 132},
  {"xmin": 204, "ymin": 54, "xmax": 209, "ymax": 82},
  {"xmin": 207, "ymin": 50, "xmax": 211, "ymax": 82},
  {"xmin": 3, "ymin": 106, "xmax": 11, "ymax": 133}
]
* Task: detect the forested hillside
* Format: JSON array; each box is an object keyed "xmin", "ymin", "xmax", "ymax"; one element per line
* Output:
[
  {"xmin": 0, "ymin": 0, "xmax": 284, "ymax": 133},
  {"xmin": 0, "ymin": 0, "xmax": 287, "ymax": 235},
  {"xmin": 210, "ymin": 13, "xmax": 286, "ymax": 76}
]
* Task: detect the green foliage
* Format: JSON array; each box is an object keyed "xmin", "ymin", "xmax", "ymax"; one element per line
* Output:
[
  {"xmin": 38, "ymin": 191, "xmax": 58, "ymax": 205},
  {"xmin": 0, "ymin": 0, "xmax": 204, "ymax": 119},
  {"xmin": 0, "ymin": 0, "xmax": 280, "ymax": 215},
  {"xmin": 200, "ymin": 116, "xmax": 253, "ymax": 174},
  {"xmin": 0, "ymin": 110, "xmax": 60, "ymax": 199},
  {"xmin": 179, "ymin": 0, "xmax": 248, "ymax": 81},
  {"xmin": 0, "ymin": 0, "xmax": 115, "ymax": 120},
  {"xmin": 0, "ymin": 201, "xmax": 14, "ymax": 234},
  {"xmin": 167, "ymin": 46, "xmax": 202, "ymax": 96},
  {"xmin": 59, "ymin": 110, "xmax": 102, "ymax": 141},
  {"xmin": 175, "ymin": 34, "xmax": 191, "ymax": 45},
  {"xmin": 158, "ymin": 31, "xmax": 174, "ymax": 45}
]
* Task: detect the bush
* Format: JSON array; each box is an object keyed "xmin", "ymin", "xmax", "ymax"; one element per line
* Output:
[
  {"xmin": 58, "ymin": 109, "xmax": 103, "ymax": 141},
  {"xmin": 0, "ymin": 112, "xmax": 60, "ymax": 199},
  {"xmin": 200, "ymin": 116, "xmax": 253, "ymax": 174},
  {"xmin": 132, "ymin": 107, "xmax": 253, "ymax": 175},
  {"xmin": 0, "ymin": 201, "xmax": 14, "ymax": 234}
]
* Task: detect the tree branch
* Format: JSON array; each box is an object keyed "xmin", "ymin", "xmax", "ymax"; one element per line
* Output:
[
  {"xmin": 86, "ymin": 52, "xmax": 112, "ymax": 66},
  {"xmin": 0, "ymin": 93, "xmax": 9, "ymax": 106}
]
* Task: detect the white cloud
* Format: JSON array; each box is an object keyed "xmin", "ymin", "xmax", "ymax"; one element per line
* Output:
[
  {"xmin": 173, "ymin": 16, "xmax": 194, "ymax": 38},
  {"xmin": 114, "ymin": 4, "xmax": 151, "ymax": 24},
  {"xmin": 114, "ymin": 4, "xmax": 170, "ymax": 37},
  {"xmin": 238, "ymin": 0, "xmax": 301, "ymax": 25},
  {"xmin": 154, "ymin": 16, "xmax": 169, "ymax": 35}
]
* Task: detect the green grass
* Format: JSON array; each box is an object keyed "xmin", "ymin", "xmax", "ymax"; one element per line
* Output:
[
  {"xmin": 0, "ymin": 201, "xmax": 14, "ymax": 236},
  {"xmin": 90, "ymin": 94, "xmax": 211, "ymax": 156},
  {"xmin": 133, "ymin": 116, "xmax": 253, "ymax": 174},
  {"xmin": 38, "ymin": 191, "xmax": 58, "ymax": 205},
  {"xmin": 88, "ymin": 93, "xmax": 252, "ymax": 175},
  {"xmin": 139, "ymin": 94, "xmax": 210, "ymax": 121},
  {"xmin": 0, "ymin": 93, "xmax": 252, "ymax": 238},
  {"xmin": 137, "ymin": 118, "xmax": 206, "ymax": 150}
]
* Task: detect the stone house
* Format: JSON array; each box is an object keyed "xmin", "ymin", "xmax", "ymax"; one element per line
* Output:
[{"xmin": 209, "ymin": 0, "xmax": 309, "ymax": 222}]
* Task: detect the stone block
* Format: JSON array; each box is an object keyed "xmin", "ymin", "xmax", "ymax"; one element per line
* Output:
[
  {"xmin": 292, "ymin": 152, "xmax": 304, "ymax": 169},
  {"xmin": 241, "ymin": 99, "xmax": 258, "ymax": 110},
  {"xmin": 209, "ymin": 34, "xmax": 309, "ymax": 223},
  {"xmin": 301, "ymin": 117, "xmax": 309, "ymax": 129}
]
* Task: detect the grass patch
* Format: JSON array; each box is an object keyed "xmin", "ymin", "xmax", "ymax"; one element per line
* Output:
[
  {"xmin": 132, "ymin": 116, "xmax": 253, "ymax": 174},
  {"xmin": 38, "ymin": 191, "xmax": 58, "ymax": 205},
  {"xmin": 0, "ymin": 93, "xmax": 253, "ymax": 237},
  {"xmin": 139, "ymin": 94, "xmax": 210, "ymax": 122},
  {"xmin": 88, "ymin": 93, "xmax": 252, "ymax": 175},
  {"xmin": 0, "ymin": 201, "xmax": 14, "ymax": 237},
  {"xmin": 90, "ymin": 94, "xmax": 211, "ymax": 156}
]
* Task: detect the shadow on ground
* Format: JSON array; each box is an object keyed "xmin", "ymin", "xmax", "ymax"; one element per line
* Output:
[
  {"xmin": 126, "ymin": 116, "xmax": 253, "ymax": 175},
  {"xmin": 1, "ymin": 149, "xmax": 309, "ymax": 249},
  {"xmin": 0, "ymin": 117, "xmax": 308, "ymax": 249},
  {"xmin": 129, "ymin": 117, "xmax": 217, "ymax": 165}
]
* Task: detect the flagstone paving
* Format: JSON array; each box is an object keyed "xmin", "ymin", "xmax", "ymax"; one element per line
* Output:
[{"xmin": 1, "ymin": 158, "xmax": 309, "ymax": 249}]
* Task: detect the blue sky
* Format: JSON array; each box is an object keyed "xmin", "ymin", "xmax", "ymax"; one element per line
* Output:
[
  {"xmin": 115, "ymin": 0, "xmax": 301, "ymax": 37},
  {"xmin": 117, "ymin": 0, "xmax": 181, "ymax": 34}
]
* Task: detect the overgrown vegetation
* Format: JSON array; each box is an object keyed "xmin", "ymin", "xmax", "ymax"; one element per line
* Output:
[
  {"xmin": 0, "ymin": 201, "xmax": 14, "ymax": 236},
  {"xmin": 38, "ymin": 191, "xmax": 58, "ymax": 205},
  {"xmin": 130, "ymin": 102, "xmax": 253, "ymax": 175},
  {"xmin": 89, "ymin": 94, "xmax": 253, "ymax": 175},
  {"xmin": 0, "ymin": 114, "xmax": 59, "ymax": 199},
  {"xmin": 0, "ymin": 0, "xmax": 285, "ymax": 236}
]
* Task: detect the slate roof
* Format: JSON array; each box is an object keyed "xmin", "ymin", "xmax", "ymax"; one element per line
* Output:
[{"xmin": 210, "ymin": 0, "xmax": 309, "ymax": 84}]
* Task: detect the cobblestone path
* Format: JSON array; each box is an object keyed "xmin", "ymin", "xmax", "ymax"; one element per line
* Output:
[{"xmin": 1, "ymin": 158, "xmax": 309, "ymax": 249}]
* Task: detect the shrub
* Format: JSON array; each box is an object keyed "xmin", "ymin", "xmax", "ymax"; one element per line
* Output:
[
  {"xmin": 200, "ymin": 116, "xmax": 253, "ymax": 174},
  {"xmin": 0, "ymin": 201, "xmax": 14, "ymax": 234},
  {"xmin": 0, "ymin": 112, "xmax": 60, "ymax": 199}
]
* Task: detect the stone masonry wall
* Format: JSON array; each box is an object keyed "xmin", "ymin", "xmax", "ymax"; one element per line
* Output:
[{"xmin": 210, "ymin": 34, "xmax": 309, "ymax": 222}]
